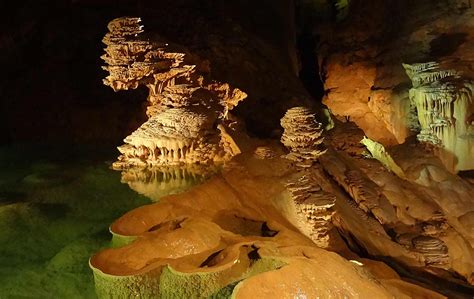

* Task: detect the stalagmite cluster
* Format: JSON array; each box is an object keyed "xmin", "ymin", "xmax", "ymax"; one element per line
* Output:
[
  {"xmin": 280, "ymin": 107, "xmax": 327, "ymax": 167},
  {"xmin": 101, "ymin": 17, "xmax": 247, "ymax": 169},
  {"xmin": 285, "ymin": 174, "xmax": 336, "ymax": 248},
  {"xmin": 409, "ymin": 236, "xmax": 449, "ymax": 266},
  {"xmin": 403, "ymin": 62, "xmax": 474, "ymax": 172},
  {"xmin": 116, "ymin": 108, "xmax": 220, "ymax": 167}
]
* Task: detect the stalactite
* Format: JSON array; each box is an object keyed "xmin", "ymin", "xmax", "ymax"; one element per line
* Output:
[{"xmin": 403, "ymin": 62, "xmax": 474, "ymax": 172}]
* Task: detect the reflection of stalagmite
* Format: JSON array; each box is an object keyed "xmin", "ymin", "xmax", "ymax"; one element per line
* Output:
[
  {"xmin": 101, "ymin": 17, "xmax": 247, "ymax": 169},
  {"xmin": 403, "ymin": 62, "xmax": 474, "ymax": 172},
  {"xmin": 280, "ymin": 107, "xmax": 327, "ymax": 167},
  {"xmin": 120, "ymin": 166, "xmax": 211, "ymax": 202}
]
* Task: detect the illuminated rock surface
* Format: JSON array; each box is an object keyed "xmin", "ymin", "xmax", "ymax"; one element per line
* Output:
[
  {"xmin": 279, "ymin": 107, "xmax": 335, "ymax": 248},
  {"xmin": 88, "ymin": 12, "xmax": 474, "ymax": 298},
  {"xmin": 280, "ymin": 106, "xmax": 327, "ymax": 167},
  {"xmin": 90, "ymin": 151, "xmax": 445, "ymax": 298},
  {"xmin": 4, "ymin": 1, "xmax": 474, "ymax": 298},
  {"xmin": 318, "ymin": 0, "xmax": 474, "ymax": 159},
  {"xmin": 322, "ymin": 123, "xmax": 474, "ymax": 288},
  {"xmin": 102, "ymin": 17, "xmax": 247, "ymax": 169},
  {"xmin": 403, "ymin": 62, "xmax": 473, "ymax": 172}
]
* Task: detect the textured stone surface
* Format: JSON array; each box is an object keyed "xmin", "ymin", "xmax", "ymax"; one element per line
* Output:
[
  {"xmin": 284, "ymin": 172, "xmax": 335, "ymax": 248},
  {"xmin": 322, "ymin": 122, "xmax": 474, "ymax": 287},
  {"xmin": 318, "ymin": 0, "xmax": 474, "ymax": 161},
  {"xmin": 280, "ymin": 106, "xmax": 327, "ymax": 167},
  {"xmin": 90, "ymin": 149, "xmax": 443, "ymax": 298},
  {"xmin": 403, "ymin": 62, "xmax": 473, "ymax": 172},
  {"xmin": 101, "ymin": 17, "xmax": 247, "ymax": 169}
]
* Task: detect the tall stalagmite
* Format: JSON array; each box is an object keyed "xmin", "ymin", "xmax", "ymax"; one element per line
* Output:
[
  {"xmin": 280, "ymin": 107, "xmax": 335, "ymax": 248},
  {"xmin": 101, "ymin": 17, "xmax": 247, "ymax": 169}
]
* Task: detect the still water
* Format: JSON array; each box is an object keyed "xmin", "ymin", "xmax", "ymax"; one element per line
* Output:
[{"xmin": 0, "ymin": 144, "xmax": 201, "ymax": 298}]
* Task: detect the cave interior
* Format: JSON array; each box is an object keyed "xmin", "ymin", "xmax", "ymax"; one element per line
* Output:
[{"xmin": 0, "ymin": 0, "xmax": 474, "ymax": 298}]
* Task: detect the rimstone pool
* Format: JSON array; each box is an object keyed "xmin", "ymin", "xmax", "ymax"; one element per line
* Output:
[{"xmin": 0, "ymin": 144, "xmax": 200, "ymax": 298}]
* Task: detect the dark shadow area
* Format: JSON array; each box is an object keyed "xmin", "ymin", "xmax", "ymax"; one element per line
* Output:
[
  {"xmin": 1, "ymin": 0, "xmax": 308, "ymax": 142},
  {"xmin": 297, "ymin": 30, "xmax": 325, "ymax": 101},
  {"xmin": 430, "ymin": 33, "xmax": 468, "ymax": 58},
  {"xmin": 0, "ymin": 0, "xmax": 146, "ymax": 145},
  {"xmin": 459, "ymin": 170, "xmax": 474, "ymax": 185}
]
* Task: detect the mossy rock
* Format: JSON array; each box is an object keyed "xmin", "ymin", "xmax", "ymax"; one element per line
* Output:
[
  {"xmin": 91, "ymin": 253, "xmax": 286, "ymax": 299},
  {"xmin": 159, "ymin": 257, "xmax": 287, "ymax": 299},
  {"xmin": 91, "ymin": 263, "xmax": 163, "ymax": 299},
  {"xmin": 110, "ymin": 229, "xmax": 137, "ymax": 248}
]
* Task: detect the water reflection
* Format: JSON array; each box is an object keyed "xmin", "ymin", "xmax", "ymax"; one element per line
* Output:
[{"xmin": 119, "ymin": 165, "xmax": 218, "ymax": 202}]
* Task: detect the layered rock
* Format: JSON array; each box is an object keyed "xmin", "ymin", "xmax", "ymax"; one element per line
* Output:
[
  {"xmin": 115, "ymin": 108, "xmax": 221, "ymax": 167},
  {"xmin": 285, "ymin": 174, "xmax": 336, "ymax": 248},
  {"xmin": 310, "ymin": 3, "xmax": 474, "ymax": 284},
  {"xmin": 280, "ymin": 106, "xmax": 327, "ymax": 167},
  {"xmin": 253, "ymin": 146, "xmax": 277, "ymax": 160},
  {"xmin": 322, "ymin": 123, "xmax": 474, "ymax": 287},
  {"xmin": 279, "ymin": 107, "xmax": 335, "ymax": 247},
  {"xmin": 101, "ymin": 17, "xmax": 247, "ymax": 169}
]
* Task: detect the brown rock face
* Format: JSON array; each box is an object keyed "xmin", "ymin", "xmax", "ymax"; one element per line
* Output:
[
  {"xmin": 321, "ymin": 122, "xmax": 474, "ymax": 288},
  {"xmin": 89, "ymin": 4, "xmax": 474, "ymax": 298},
  {"xmin": 318, "ymin": 0, "xmax": 474, "ymax": 172}
]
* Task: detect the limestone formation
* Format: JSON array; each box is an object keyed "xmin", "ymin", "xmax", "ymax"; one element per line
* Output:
[
  {"xmin": 322, "ymin": 123, "xmax": 474, "ymax": 286},
  {"xmin": 90, "ymin": 150, "xmax": 443, "ymax": 298},
  {"xmin": 403, "ymin": 62, "xmax": 473, "ymax": 172},
  {"xmin": 285, "ymin": 174, "xmax": 336, "ymax": 248},
  {"xmin": 316, "ymin": 0, "xmax": 474, "ymax": 152},
  {"xmin": 114, "ymin": 108, "xmax": 221, "ymax": 167},
  {"xmin": 101, "ymin": 17, "xmax": 247, "ymax": 169},
  {"xmin": 280, "ymin": 107, "xmax": 327, "ymax": 167},
  {"xmin": 361, "ymin": 136, "xmax": 406, "ymax": 179},
  {"xmin": 90, "ymin": 11, "xmax": 474, "ymax": 298}
]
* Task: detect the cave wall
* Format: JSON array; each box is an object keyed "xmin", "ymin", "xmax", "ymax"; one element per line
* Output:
[
  {"xmin": 133, "ymin": 0, "xmax": 314, "ymax": 138},
  {"xmin": 314, "ymin": 0, "xmax": 474, "ymax": 171},
  {"xmin": 1, "ymin": 0, "xmax": 314, "ymax": 145},
  {"xmin": 316, "ymin": 0, "xmax": 472, "ymax": 140}
]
